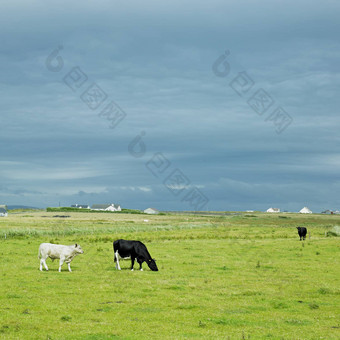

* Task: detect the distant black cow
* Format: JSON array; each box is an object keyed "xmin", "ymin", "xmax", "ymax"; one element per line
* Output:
[
  {"xmin": 113, "ymin": 239, "xmax": 158, "ymax": 271},
  {"xmin": 297, "ymin": 227, "xmax": 307, "ymax": 240}
]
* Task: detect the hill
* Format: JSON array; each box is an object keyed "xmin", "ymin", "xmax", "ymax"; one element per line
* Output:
[{"xmin": 7, "ymin": 205, "xmax": 41, "ymax": 210}]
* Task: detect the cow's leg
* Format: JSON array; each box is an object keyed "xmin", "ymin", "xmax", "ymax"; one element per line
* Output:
[
  {"xmin": 131, "ymin": 257, "xmax": 135, "ymax": 271},
  {"xmin": 43, "ymin": 258, "xmax": 49, "ymax": 271},
  {"xmin": 67, "ymin": 262, "xmax": 72, "ymax": 272},
  {"xmin": 137, "ymin": 258, "xmax": 143, "ymax": 271},
  {"xmin": 115, "ymin": 251, "xmax": 121, "ymax": 270},
  {"xmin": 40, "ymin": 257, "xmax": 48, "ymax": 271},
  {"xmin": 59, "ymin": 257, "xmax": 65, "ymax": 272}
]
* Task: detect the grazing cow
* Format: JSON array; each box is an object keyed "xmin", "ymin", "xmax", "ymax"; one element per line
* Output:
[
  {"xmin": 297, "ymin": 227, "xmax": 307, "ymax": 240},
  {"xmin": 38, "ymin": 243, "xmax": 84, "ymax": 272},
  {"xmin": 113, "ymin": 239, "xmax": 158, "ymax": 271}
]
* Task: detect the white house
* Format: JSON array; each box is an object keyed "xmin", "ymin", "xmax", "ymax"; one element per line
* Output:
[
  {"xmin": 71, "ymin": 204, "xmax": 90, "ymax": 209},
  {"xmin": 91, "ymin": 204, "xmax": 121, "ymax": 211},
  {"xmin": 266, "ymin": 207, "xmax": 280, "ymax": 213},
  {"xmin": 299, "ymin": 207, "xmax": 312, "ymax": 214},
  {"xmin": 0, "ymin": 208, "xmax": 8, "ymax": 217},
  {"xmin": 144, "ymin": 208, "xmax": 159, "ymax": 214}
]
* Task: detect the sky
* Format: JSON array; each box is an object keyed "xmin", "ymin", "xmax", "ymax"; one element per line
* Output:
[{"xmin": 0, "ymin": 0, "xmax": 339, "ymax": 212}]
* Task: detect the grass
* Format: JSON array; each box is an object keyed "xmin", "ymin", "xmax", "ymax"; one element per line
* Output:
[{"xmin": 0, "ymin": 211, "xmax": 339, "ymax": 339}]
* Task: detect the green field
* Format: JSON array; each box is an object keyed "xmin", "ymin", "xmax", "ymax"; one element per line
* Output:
[{"xmin": 0, "ymin": 211, "xmax": 339, "ymax": 339}]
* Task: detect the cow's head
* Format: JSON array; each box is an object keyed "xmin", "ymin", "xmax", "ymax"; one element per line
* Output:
[
  {"xmin": 147, "ymin": 258, "xmax": 158, "ymax": 271},
  {"xmin": 74, "ymin": 243, "xmax": 84, "ymax": 254}
]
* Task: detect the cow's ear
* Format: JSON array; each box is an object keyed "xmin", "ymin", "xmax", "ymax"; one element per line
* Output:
[{"xmin": 75, "ymin": 243, "xmax": 78, "ymax": 247}]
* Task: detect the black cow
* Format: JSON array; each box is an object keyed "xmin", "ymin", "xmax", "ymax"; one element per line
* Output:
[
  {"xmin": 113, "ymin": 239, "xmax": 158, "ymax": 271},
  {"xmin": 297, "ymin": 227, "xmax": 307, "ymax": 240}
]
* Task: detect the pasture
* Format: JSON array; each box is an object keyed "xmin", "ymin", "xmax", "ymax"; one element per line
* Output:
[{"xmin": 0, "ymin": 211, "xmax": 339, "ymax": 339}]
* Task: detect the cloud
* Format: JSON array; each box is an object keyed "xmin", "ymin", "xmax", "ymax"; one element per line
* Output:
[
  {"xmin": 0, "ymin": 0, "xmax": 339, "ymax": 211},
  {"xmin": 137, "ymin": 186, "xmax": 152, "ymax": 192}
]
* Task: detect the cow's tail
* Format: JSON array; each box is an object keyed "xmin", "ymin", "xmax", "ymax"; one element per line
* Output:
[
  {"xmin": 38, "ymin": 246, "xmax": 41, "ymax": 259},
  {"xmin": 113, "ymin": 241, "xmax": 117, "ymax": 262}
]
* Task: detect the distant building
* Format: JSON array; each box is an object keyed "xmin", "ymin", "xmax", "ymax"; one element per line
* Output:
[
  {"xmin": 266, "ymin": 207, "xmax": 280, "ymax": 213},
  {"xmin": 0, "ymin": 208, "xmax": 8, "ymax": 217},
  {"xmin": 144, "ymin": 208, "xmax": 160, "ymax": 214},
  {"xmin": 91, "ymin": 204, "xmax": 121, "ymax": 211},
  {"xmin": 71, "ymin": 204, "xmax": 90, "ymax": 209},
  {"xmin": 299, "ymin": 207, "xmax": 312, "ymax": 214},
  {"xmin": 246, "ymin": 210, "xmax": 254, "ymax": 213},
  {"xmin": 321, "ymin": 210, "xmax": 333, "ymax": 215}
]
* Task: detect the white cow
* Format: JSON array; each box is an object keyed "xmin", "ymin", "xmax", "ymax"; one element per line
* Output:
[{"xmin": 38, "ymin": 243, "xmax": 84, "ymax": 272}]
